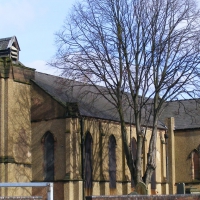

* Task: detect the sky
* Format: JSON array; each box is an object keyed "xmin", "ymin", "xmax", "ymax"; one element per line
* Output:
[
  {"xmin": 0, "ymin": 0, "xmax": 78, "ymax": 75},
  {"xmin": 1, "ymin": 0, "xmax": 199, "ymax": 77}
]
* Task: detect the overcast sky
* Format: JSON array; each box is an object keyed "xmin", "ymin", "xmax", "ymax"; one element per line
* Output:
[{"xmin": 0, "ymin": 0, "xmax": 77, "ymax": 75}]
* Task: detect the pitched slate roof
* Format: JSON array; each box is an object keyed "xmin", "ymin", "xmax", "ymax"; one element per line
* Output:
[
  {"xmin": 160, "ymin": 99, "xmax": 200, "ymax": 130},
  {"xmin": 0, "ymin": 36, "xmax": 20, "ymax": 51},
  {"xmin": 33, "ymin": 72, "xmax": 200, "ymax": 130},
  {"xmin": 0, "ymin": 37, "xmax": 11, "ymax": 50},
  {"xmin": 33, "ymin": 72, "xmax": 162, "ymax": 128},
  {"xmin": 33, "ymin": 72, "xmax": 128, "ymax": 121}
]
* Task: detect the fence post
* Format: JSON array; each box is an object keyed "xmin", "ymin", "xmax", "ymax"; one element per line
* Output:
[{"xmin": 47, "ymin": 183, "xmax": 54, "ymax": 200}]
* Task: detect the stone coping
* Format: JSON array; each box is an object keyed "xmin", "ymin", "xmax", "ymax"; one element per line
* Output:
[
  {"xmin": 86, "ymin": 194, "xmax": 200, "ymax": 200},
  {"xmin": 0, "ymin": 197, "xmax": 42, "ymax": 199}
]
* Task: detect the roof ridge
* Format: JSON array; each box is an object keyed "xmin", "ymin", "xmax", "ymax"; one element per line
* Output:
[
  {"xmin": 0, "ymin": 36, "xmax": 14, "ymax": 41},
  {"xmin": 166, "ymin": 98, "xmax": 200, "ymax": 103},
  {"xmin": 35, "ymin": 71, "xmax": 107, "ymax": 89}
]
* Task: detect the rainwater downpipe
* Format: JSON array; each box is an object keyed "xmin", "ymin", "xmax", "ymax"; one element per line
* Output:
[
  {"xmin": 129, "ymin": 107, "xmax": 134, "ymax": 186},
  {"xmin": 80, "ymin": 117, "xmax": 85, "ymax": 200},
  {"xmin": 164, "ymin": 129, "xmax": 169, "ymax": 183},
  {"xmin": 130, "ymin": 107, "xmax": 132, "ymax": 153}
]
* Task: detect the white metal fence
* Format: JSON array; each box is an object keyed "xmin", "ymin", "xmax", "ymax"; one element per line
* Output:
[{"xmin": 0, "ymin": 183, "xmax": 53, "ymax": 200}]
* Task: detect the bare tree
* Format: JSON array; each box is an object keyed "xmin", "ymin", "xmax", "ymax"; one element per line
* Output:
[{"xmin": 50, "ymin": 0, "xmax": 200, "ymax": 187}]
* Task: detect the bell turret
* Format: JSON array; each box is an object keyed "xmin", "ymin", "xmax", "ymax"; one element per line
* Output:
[{"xmin": 0, "ymin": 36, "xmax": 20, "ymax": 62}]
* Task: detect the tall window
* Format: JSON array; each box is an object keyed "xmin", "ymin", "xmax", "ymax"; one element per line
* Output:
[
  {"xmin": 131, "ymin": 137, "xmax": 137, "ymax": 188},
  {"xmin": 43, "ymin": 132, "xmax": 55, "ymax": 181},
  {"xmin": 85, "ymin": 132, "xmax": 93, "ymax": 195},
  {"xmin": 109, "ymin": 135, "xmax": 116, "ymax": 193},
  {"xmin": 190, "ymin": 145, "xmax": 200, "ymax": 180},
  {"xmin": 191, "ymin": 149, "xmax": 200, "ymax": 180},
  {"xmin": 193, "ymin": 151, "xmax": 200, "ymax": 179}
]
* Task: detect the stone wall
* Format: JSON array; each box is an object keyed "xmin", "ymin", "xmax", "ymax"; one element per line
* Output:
[{"xmin": 86, "ymin": 194, "xmax": 200, "ymax": 200}]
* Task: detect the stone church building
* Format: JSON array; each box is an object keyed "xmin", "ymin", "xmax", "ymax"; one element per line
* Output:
[{"xmin": 0, "ymin": 36, "xmax": 199, "ymax": 199}]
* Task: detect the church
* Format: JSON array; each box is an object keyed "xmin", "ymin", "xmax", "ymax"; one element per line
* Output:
[{"xmin": 0, "ymin": 36, "xmax": 199, "ymax": 200}]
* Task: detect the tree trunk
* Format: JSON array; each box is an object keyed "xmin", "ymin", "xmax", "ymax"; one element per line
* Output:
[
  {"xmin": 143, "ymin": 117, "xmax": 158, "ymax": 185},
  {"xmin": 118, "ymin": 106, "xmax": 136, "ymax": 185}
]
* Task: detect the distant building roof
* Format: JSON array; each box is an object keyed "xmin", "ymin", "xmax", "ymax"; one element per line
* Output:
[{"xmin": 160, "ymin": 99, "xmax": 200, "ymax": 130}]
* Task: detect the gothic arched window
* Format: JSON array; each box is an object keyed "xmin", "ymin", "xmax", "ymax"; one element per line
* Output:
[
  {"xmin": 131, "ymin": 137, "xmax": 137, "ymax": 188},
  {"xmin": 85, "ymin": 132, "xmax": 93, "ymax": 195},
  {"xmin": 43, "ymin": 132, "xmax": 55, "ymax": 181},
  {"xmin": 193, "ymin": 151, "xmax": 200, "ymax": 179},
  {"xmin": 109, "ymin": 135, "xmax": 116, "ymax": 192},
  {"xmin": 191, "ymin": 149, "xmax": 200, "ymax": 180},
  {"xmin": 189, "ymin": 145, "xmax": 200, "ymax": 180}
]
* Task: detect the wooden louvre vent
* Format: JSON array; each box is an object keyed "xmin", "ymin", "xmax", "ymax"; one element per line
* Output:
[{"xmin": 10, "ymin": 45, "xmax": 18, "ymax": 61}]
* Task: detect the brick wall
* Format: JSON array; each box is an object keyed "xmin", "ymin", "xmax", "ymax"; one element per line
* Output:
[{"xmin": 86, "ymin": 194, "xmax": 200, "ymax": 200}]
